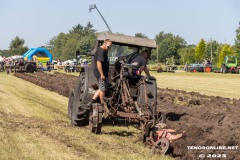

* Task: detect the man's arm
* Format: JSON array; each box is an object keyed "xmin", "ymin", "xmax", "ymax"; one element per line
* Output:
[
  {"xmin": 140, "ymin": 57, "xmax": 150, "ymax": 76},
  {"xmin": 143, "ymin": 65, "xmax": 150, "ymax": 76},
  {"xmin": 97, "ymin": 61, "xmax": 105, "ymax": 80}
]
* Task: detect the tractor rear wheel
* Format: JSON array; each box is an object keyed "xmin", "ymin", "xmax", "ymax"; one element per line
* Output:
[
  {"xmin": 70, "ymin": 72, "xmax": 89, "ymax": 126},
  {"xmin": 25, "ymin": 63, "xmax": 36, "ymax": 73}
]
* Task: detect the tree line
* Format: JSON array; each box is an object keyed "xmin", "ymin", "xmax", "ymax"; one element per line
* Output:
[{"xmin": 1, "ymin": 22, "xmax": 240, "ymax": 67}]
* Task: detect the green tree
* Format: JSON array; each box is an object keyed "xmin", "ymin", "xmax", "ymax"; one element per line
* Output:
[
  {"xmin": 135, "ymin": 33, "xmax": 148, "ymax": 38},
  {"xmin": 46, "ymin": 36, "xmax": 56, "ymax": 51},
  {"xmin": 0, "ymin": 50, "xmax": 9, "ymax": 57},
  {"xmin": 82, "ymin": 22, "xmax": 97, "ymax": 37},
  {"xmin": 205, "ymin": 39, "xmax": 219, "ymax": 65},
  {"xmin": 178, "ymin": 46, "xmax": 196, "ymax": 64},
  {"xmin": 155, "ymin": 32, "xmax": 186, "ymax": 63},
  {"xmin": 218, "ymin": 44, "xmax": 235, "ymax": 67},
  {"xmin": 153, "ymin": 32, "xmax": 169, "ymax": 62},
  {"xmin": 8, "ymin": 36, "xmax": 28, "ymax": 56},
  {"xmin": 158, "ymin": 37, "xmax": 176, "ymax": 62},
  {"xmin": 195, "ymin": 39, "xmax": 206, "ymax": 62},
  {"xmin": 234, "ymin": 22, "xmax": 240, "ymax": 55},
  {"xmin": 213, "ymin": 44, "xmax": 224, "ymax": 67},
  {"xmin": 155, "ymin": 32, "xmax": 172, "ymax": 44},
  {"xmin": 62, "ymin": 33, "xmax": 81, "ymax": 60},
  {"xmin": 77, "ymin": 36, "xmax": 94, "ymax": 55},
  {"xmin": 69, "ymin": 24, "xmax": 84, "ymax": 35},
  {"xmin": 48, "ymin": 32, "xmax": 68, "ymax": 60},
  {"xmin": 47, "ymin": 22, "xmax": 96, "ymax": 61}
]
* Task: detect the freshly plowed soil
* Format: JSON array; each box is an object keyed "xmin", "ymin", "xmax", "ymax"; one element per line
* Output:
[
  {"xmin": 157, "ymin": 88, "xmax": 240, "ymax": 159},
  {"xmin": 15, "ymin": 72, "xmax": 240, "ymax": 159},
  {"xmin": 15, "ymin": 72, "xmax": 78, "ymax": 97}
]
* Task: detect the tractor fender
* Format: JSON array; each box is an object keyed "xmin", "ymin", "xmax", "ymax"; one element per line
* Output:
[{"xmin": 137, "ymin": 77, "xmax": 157, "ymax": 116}]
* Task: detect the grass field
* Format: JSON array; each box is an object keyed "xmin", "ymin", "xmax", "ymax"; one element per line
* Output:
[
  {"xmin": 150, "ymin": 72, "xmax": 240, "ymax": 99},
  {"xmin": 0, "ymin": 72, "xmax": 171, "ymax": 160}
]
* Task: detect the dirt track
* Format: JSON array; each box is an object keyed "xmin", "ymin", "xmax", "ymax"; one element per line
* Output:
[{"xmin": 14, "ymin": 72, "xmax": 240, "ymax": 159}]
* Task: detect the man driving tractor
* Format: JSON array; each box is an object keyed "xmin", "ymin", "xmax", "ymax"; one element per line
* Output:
[{"xmin": 125, "ymin": 49, "xmax": 151, "ymax": 77}]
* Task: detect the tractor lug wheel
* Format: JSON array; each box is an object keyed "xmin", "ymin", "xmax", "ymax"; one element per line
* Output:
[
  {"xmin": 152, "ymin": 138, "xmax": 170, "ymax": 155},
  {"xmin": 89, "ymin": 103, "xmax": 102, "ymax": 134},
  {"xmin": 68, "ymin": 90, "xmax": 74, "ymax": 119}
]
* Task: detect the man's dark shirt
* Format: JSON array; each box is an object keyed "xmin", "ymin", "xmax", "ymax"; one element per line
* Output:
[
  {"xmin": 94, "ymin": 47, "xmax": 109, "ymax": 78},
  {"xmin": 126, "ymin": 53, "xmax": 146, "ymax": 71}
]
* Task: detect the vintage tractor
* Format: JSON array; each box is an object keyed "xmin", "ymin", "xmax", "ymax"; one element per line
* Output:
[
  {"xmin": 13, "ymin": 57, "xmax": 36, "ymax": 73},
  {"xmin": 68, "ymin": 33, "xmax": 182, "ymax": 154}
]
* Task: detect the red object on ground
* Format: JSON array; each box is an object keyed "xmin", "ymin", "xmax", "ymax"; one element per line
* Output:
[
  {"xmin": 205, "ymin": 67, "xmax": 211, "ymax": 72},
  {"xmin": 156, "ymin": 129, "xmax": 183, "ymax": 143}
]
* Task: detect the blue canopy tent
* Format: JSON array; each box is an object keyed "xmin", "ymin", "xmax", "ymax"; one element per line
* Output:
[{"xmin": 23, "ymin": 48, "xmax": 53, "ymax": 63}]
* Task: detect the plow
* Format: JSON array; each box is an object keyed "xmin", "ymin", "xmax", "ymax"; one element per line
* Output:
[{"xmin": 68, "ymin": 33, "xmax": 182, "ymax": 154}]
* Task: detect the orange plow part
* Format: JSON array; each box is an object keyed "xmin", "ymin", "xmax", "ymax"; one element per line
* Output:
[{"xmin": 156, "ymin": 129, "xmax": 183, "ymax": 143}]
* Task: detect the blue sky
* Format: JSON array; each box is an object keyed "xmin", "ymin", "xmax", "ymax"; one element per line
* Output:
[{"xmin": 0, "ymin": 0, "xmax": 240, "ymax": 50}]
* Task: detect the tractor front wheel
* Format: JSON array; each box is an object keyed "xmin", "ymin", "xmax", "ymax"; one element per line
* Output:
[
  {"xmin": 68, "ymin": 89, "xmax": 74, "ymax": 119},
  {"xmin": 222, "ymin": 66, "xmax": 227, "ymax": 73},
  {"xmin": 89, "ymin": 103, "xmax": 102, "ymax": 134},
  {"xmin": 152, "ymin": 138, "xmax": 170, "ymax": 155}
]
